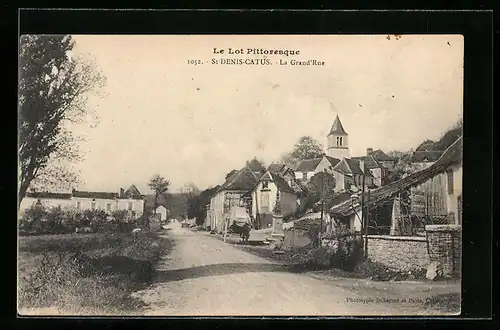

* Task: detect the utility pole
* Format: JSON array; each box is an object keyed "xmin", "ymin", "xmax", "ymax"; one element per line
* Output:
[
  {"xmin": 361, "ymin": 172, "xmax": 366, "ymax": 258},
  {"xmin": 365, "ymin": 189, "xmax": 370, "ymax": 259}
]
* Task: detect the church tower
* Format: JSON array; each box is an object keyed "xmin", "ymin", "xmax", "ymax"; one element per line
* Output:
[{"xmin": 326, "ymin": 114, "xmax": 350, "ymax": 159}]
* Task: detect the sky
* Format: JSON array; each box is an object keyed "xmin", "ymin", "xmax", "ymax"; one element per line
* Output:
[{"xmin": 67, "ymin": 35, "xmax": 464, "ymax": 194}]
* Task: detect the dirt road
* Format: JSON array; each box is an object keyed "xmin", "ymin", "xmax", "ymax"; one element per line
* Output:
[{"xmin": 132, "ymin": 223, "xmax": 457, "ymax": 316}]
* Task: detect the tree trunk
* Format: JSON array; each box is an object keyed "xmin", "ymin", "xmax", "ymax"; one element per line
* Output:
[{"xmin": 18, "ymin": 179, "xmax": 30, "ymax": 210}]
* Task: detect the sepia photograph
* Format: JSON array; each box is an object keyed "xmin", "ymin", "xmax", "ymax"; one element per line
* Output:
[{"xmin": 18, "ymin": 34, "xmax": 463, "ymax": 316}]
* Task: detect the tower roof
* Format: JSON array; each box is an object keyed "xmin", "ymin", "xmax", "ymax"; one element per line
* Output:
[{"xmin": 328, "ymin": 115, "xmax": 348, "ymax": 136}]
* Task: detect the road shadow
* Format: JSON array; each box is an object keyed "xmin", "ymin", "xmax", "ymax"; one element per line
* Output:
[{"xmin": 153, "ymin": 263, "xmax": 293, "ymax": 283}]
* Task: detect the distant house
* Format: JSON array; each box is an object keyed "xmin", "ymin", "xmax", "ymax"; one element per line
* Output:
[
  {"xmin": 400, "ymin": 126, "xmax": 463, "ymax": 174},
  {"xmin": 294, "ymin": 154, "xmax": 375, "ymax": 192},
  {"xmin": 144, "ymin": 194, "xmax": 169, "ymax": 217},
  {"xmin": 330, "ymin": 136, "xmax": 463, "ymax": 233},
  {"xmin": 352, "ymin": 154, "xmax": 385, "ymax": 187},
  {"xmin": 19, "ymin": 184, "xmax": 145, "ymax": 218},
  {"xmin": 209, "ymin": 166, "xmax": 260, "ymax": 234},
  {"xmin": 154, "ymin": 205, "xmax": 168, "ymax": 221},
  {"xmin": 366, "ymin": 148, "xmax": 397, "ymax": 170},
  {"xmin": 294, "ymin": 155, "xmax": 341, "ymax": 183},
  {"xmin": 250, "ymin": 170, "xmax": 307, "ymax": 229},
  {"xmin": 330, "ymin": 157, "xmax": 375, "ymax": 192}
]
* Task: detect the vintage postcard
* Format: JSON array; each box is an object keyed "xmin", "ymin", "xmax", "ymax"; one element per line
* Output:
[{"xmin": 18, "ymin": 34, "xmax": 463, "ymax": 316}]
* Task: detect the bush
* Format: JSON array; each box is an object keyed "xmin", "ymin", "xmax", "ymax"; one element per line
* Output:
[
  {"xmin": 355, "ymin": 260, "xmax": 427, "ymax": 281},
  {"xmin": 19, "ymin": 204, "xmax": 145, "ymax": 236},
  {"xmin": 18, "ymin": 232, "xmax": 171, "ymax": 314}
]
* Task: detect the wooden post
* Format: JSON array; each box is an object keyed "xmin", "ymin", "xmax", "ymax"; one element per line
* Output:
[{"xmin": 361, "ymin": 173, "xmax": 366, "ymax": 258}]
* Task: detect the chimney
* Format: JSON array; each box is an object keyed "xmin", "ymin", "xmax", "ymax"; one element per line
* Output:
[
  {"xmin": 359, "ymin": 160, "xmax": 365, "ymax": 173},
  {"xmin": 119, "ymin": 188, "xmax": 124, "ymax": 197},
  {"xmin": 366, "ymin": 148, "xmax": 373, "ymax": 156}
]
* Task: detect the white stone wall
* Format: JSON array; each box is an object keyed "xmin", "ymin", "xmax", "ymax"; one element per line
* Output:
[{"xmin": 367, "ymin": 235, "xmax": 430, "ymax": 271}]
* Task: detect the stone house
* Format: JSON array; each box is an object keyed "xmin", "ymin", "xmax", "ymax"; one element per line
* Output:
[
  {"xmin": 352, "ymin": 154, "xmax": 385, "ymax": 187},
  {"xmin": 209, "ymin": 166, "xmax": 260, "ymax": 234},
  {"xmin": 366, "ymin": 148, "xmax": 397, "ymax": 170},
  {"xmin": 249, "ymin": 169, "xmax": 307, "ymax": 229}
]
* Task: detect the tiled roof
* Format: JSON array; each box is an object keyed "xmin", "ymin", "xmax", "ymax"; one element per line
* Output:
[
  {"xmin": 330, "ymin": 136, "xmax": 462, "ymax": 216},
  {"xmin": 72, "ymin": 190, "xmax": 119, "ymax": 200},
  {"xmin": 295, "ymin": 158, "xmax": 322, "ymax": 172},
  {"xmin": 345, "ymin": 158, "xmax": 365, "ymax": 176},
  {"xmin": 370, "ymin": 149, "xmax": 393, "ymax": 162},
  {"xmin": 26, "ymin": 192, "xmax": 73, "ymax": 199},
  {"xmin": 352, "ymin": 156, "xmax": 382, "ymax": 170},
  {"xmin": 270, "ymin": 172, "xmax": 296, "ymax": 194},
  {"xmin": 325, "ymin": 156, "xmax": 341, "ymax": 168},
  {"xmin": 328, "ymin": 115, "xmax": 348, "ymax": 136},
  {"xmin": 410, "ymin": 151, "xmax": 444, "ymax": 163},
  {"xmin": 122, "ymin": 185, "xmax": 143, "ymax": 199},
  {"xmin": 285, "ymin": 161, "xmax": 300, "ymax": 171},
  {"xmin": 257, "ymin": 171, "xmax": 306, "ymax": 196},
  {"xmin": 219, "ymin": 166, "xmax": 260, "ymax": 192},
  {"xmin": 267, "ymin": 163, "xmax": 286, "ymax": 173}
]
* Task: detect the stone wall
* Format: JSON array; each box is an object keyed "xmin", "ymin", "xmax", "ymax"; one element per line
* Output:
[
  {"xmin": 425, "ymin": 224, "xmax": 462, "ymax": 277},
  {"xmin": 284, "ymin": 229, "xmax": 311, "ymax": 248},
  {"xmin": 367, "ymin": 235, "xmax": 430, "ymax": 271}
]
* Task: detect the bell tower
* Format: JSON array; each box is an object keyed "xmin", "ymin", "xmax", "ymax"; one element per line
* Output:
[{"xmin": 326, "ymin": 114, "xmax": 350, "ymax": 159}]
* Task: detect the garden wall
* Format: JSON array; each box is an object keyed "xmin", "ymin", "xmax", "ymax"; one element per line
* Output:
[{"xmin": 367, "ymin": 235, "xmax": 430, "ymax": 271}]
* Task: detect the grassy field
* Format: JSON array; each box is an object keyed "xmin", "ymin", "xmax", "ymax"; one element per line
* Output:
[{"xmin": 18, "ymin": 230, "xmax": 172, "ymax": 316}]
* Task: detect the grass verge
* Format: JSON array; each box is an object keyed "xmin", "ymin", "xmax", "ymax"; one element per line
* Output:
[{"xmin": 18, "ymin": 229, "xmax": 172, "ymax": 315}]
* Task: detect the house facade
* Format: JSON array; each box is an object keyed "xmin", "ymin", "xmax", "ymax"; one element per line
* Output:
[
  {"xmin": 19, "ymin": 185, "xmax": 145, "ymax": 218},
  {"xmin": 352, "ymin": 154, "xmax": 385, "ymax": 187},
  {"xmin": 154, "ymin": 205, "xmax": 168, "ymax": 221},
  {"xmin": 250, "ymin": 170, "xmax": 306, "ymax": 228},
  {"xmin": 209, "ymin": 166, "xmax": 260, "ymax": 233},
  {"xmin": 331, "ymin": 157, "xmax": 375, "ymax": 191}
]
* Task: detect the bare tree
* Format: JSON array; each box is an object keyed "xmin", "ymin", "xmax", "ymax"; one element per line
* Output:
[{"xmin": 18, "ymin": 35, "xmax": 106, "ymax": 207}]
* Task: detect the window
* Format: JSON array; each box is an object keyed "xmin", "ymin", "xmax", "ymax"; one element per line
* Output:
[
  {"xmin": 106, "ymin": 203, "xmax": 112, "ymax": 212},
  {"xmin": 262, "ymin": 181, "xmax": 269, "ymax": 189},
  {"xmin": 447, "ymin": 170, "xmax": 454, "ymax": 195},
  {"xmin": 76, "ymin": 201, "xmax": 81, "ymax": 210},
  {"xmin": 128, "ymin": 202, "xmax": 133, "ymax": 211},
  {"xmin": 336, "ymin": 137, "xmax": 340, "ymax": 146},
  {"xmin": 339, "ymin": 137, "xmax": 343, "ymax": 146}
]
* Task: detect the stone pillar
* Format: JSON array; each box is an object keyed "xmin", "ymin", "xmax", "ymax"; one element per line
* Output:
[
  {"xmin": 390, "ymin": 196, "xmax": 401, "ymax": 236},
  {"xmin": 425, "ymin": 224, "xmax": 462, "ymax": 277},
  {"xmin": 270, "ymin": 190, "xmax": 285, "ymax": 253}
]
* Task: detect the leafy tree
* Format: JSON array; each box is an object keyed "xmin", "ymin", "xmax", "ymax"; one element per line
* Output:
[
  {"xmin": 306, "ymin": 171, "xmax": 337, "ymax": 216},
  {"xmin": 281, "ymin": 136, "xmax": 324, "ymax": 163},
  {"xmin": 148, "ymin": 174, "xmax": 170, "ymax": 227},
  {"xmin": 18, "ymin": 35, "xmax": 106, "ymax": 207}
]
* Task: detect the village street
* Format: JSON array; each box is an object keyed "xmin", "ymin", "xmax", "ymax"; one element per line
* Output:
[{"xmin": 132, "ymin": 223, "xmax": 458, "ymax": 316}]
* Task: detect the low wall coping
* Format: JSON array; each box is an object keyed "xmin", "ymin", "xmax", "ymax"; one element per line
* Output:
[
  {"xmin": 367, "ymin": 235, "xmax": 427, "ymax": 242},
  {"xmin": 425, "ymin": 224, "xmax": 462, "ymax": 232}
]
